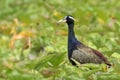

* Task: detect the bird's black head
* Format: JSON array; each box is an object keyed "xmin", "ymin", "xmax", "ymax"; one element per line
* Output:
[
  {"xmin": 58, "ymin": 15, "xmax": 74, "ymax": 24},
  {"xmin": 64, "ymin": 15, "xmax": 74, "ymax": 24}
]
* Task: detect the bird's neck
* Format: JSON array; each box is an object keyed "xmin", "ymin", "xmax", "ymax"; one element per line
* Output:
[{"xmin": 67, "ymin": 23, "xmax": 77, "ymax": 48}]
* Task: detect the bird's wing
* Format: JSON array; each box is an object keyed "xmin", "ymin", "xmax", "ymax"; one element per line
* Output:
[
  {"xmin": 72, "ymin": 43, "xmax": 110, "ymax": 65},
  {"xmin": 72, "ymin": 44, "xmax": 102, "ymax": 64},
  {"xmin": 92, "ymin": 49, "xmax": 111, "ymax": 66}
]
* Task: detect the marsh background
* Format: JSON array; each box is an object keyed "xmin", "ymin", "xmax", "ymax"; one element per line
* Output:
[{"xmin": 0, "ymin": 0, "xmax": 120, "ymax": 80}]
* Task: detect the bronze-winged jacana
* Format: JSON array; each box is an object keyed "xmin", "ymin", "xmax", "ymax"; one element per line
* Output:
[{"xmin": 58, "ymin": 15, "xmax": 111, "ymax": 67}]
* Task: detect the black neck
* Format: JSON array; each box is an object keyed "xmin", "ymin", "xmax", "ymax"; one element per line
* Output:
[{"xmin": 67, "ymin": 23, "xmax": 77, "ymax": 48}]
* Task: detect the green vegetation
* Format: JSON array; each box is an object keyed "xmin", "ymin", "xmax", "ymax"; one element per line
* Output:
[{"xmin": 0, "ymin": 0, "xmax": 120, "ymax": 80}]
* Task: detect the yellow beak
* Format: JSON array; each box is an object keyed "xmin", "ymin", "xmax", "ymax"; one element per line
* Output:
[{"xmin": 57, "ymin": 19, "xmax": 66, "ymax": 23}]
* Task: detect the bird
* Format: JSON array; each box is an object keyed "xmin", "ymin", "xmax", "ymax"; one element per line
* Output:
[{"xmin": 58, "ymin": 15, "xmax": 111, "ymax": 67}]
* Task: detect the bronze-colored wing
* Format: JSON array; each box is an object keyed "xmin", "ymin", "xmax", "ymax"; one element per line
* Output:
[
  {"xmin": 71, "ymin": 44, "xmax": 111, "ymax": 66},
  {"xmin": 92, "ymin": 49, "xmax": 111, "ymax": 66}
]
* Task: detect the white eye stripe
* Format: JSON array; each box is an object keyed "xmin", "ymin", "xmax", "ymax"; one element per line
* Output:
[
  {"xmin": 63, "ymin": 16, "xmax": 74, "ymax": 20},
  {"xmin": 69, "ymin": 16, "xmax": 74, "ymax": 20}
]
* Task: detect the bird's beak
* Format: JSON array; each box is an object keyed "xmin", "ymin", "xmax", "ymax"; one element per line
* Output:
[{"xmin": 57, "ymin": 19, "xmax": 66, "ymax": 24}]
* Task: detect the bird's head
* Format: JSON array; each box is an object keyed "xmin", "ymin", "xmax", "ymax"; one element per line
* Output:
[{"xmin": 58, "ymin": 15, "xmax": 74, "ymax": 24}]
